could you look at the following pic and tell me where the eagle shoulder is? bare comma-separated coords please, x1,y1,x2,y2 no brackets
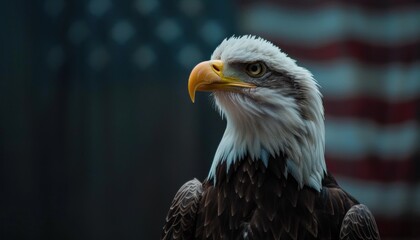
161,178,203,240
339,204,381,240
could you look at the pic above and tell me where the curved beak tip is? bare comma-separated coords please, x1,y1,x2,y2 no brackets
188,61,216,103
188,76,197,103
189,92,196,103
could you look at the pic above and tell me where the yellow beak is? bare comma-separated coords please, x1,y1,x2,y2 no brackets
188,60,256,102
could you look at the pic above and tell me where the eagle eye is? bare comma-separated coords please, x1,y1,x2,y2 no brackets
245,62,266,78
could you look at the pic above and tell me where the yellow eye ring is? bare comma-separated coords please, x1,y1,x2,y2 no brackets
246,62,266,77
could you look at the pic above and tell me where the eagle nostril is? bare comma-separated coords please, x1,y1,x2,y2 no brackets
211,63,221,73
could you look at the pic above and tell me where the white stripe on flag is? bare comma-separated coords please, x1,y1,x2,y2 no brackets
325,118,418,159
303,60,420,101
240,4,420,45
337,176,420,217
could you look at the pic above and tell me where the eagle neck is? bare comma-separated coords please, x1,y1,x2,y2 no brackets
208,91,326,191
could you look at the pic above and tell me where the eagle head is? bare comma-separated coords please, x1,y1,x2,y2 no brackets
188,35,326,191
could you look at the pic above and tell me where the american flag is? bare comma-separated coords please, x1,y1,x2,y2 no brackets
235,0,420,239
2,0,418,239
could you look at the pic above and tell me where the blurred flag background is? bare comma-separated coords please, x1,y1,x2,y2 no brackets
1,0,419,239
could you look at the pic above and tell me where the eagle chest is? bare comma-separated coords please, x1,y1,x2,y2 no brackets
195,158,323,240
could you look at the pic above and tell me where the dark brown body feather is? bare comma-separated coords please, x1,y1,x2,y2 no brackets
162,154,379,240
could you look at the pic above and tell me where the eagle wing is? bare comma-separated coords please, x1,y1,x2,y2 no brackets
339,204,380,240
161,178,203,240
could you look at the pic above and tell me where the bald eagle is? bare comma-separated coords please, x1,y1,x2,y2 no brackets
161,36,380,240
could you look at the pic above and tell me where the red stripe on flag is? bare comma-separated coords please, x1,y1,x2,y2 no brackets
326,155,416,183
271,40,419,64
375,217,420,239
324,97,420,125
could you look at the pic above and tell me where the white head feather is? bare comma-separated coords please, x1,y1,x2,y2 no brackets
207,36,326,191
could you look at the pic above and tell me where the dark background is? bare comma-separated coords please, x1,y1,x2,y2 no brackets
1,1,419,239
